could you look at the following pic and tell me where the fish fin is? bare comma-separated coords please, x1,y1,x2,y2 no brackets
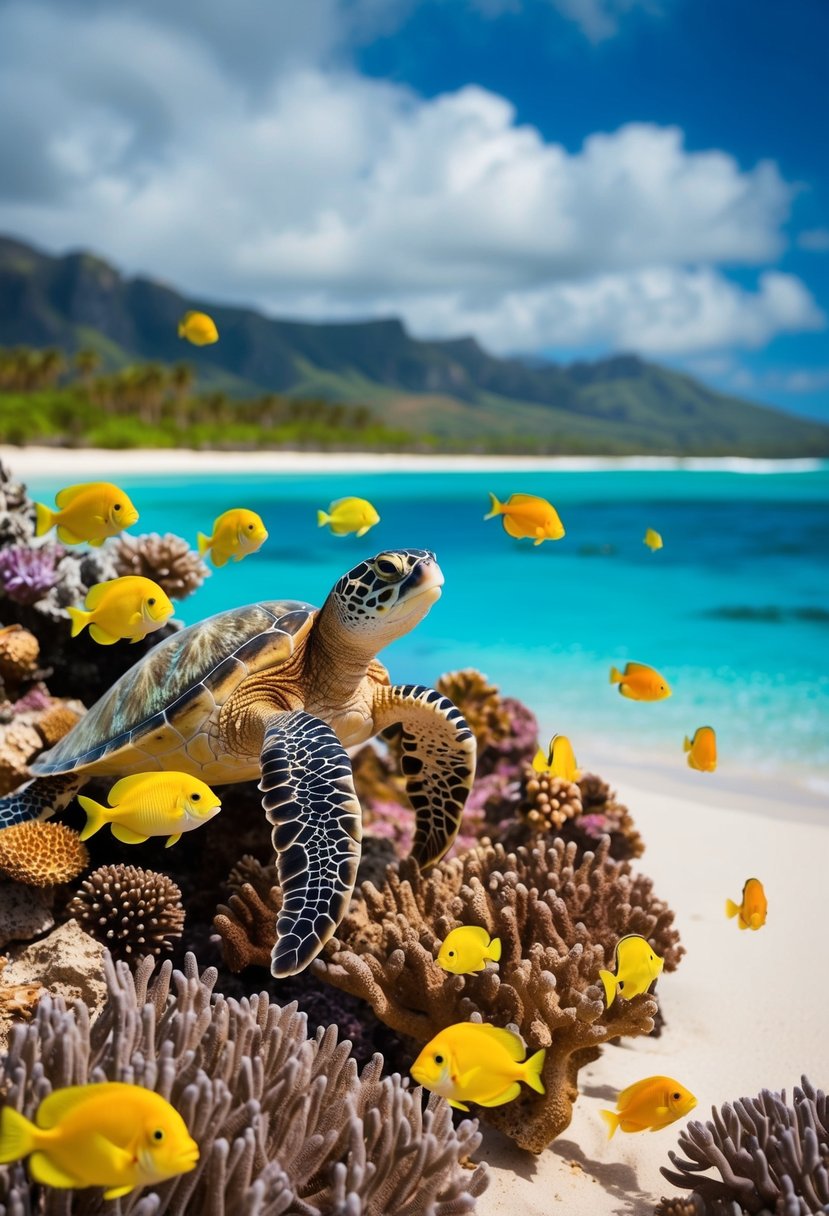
468,1024,525,1061
107,773,155,804
165,832,182,847
508,493,541,503
488,936,502,962
737,917,749,931
599,1109,619,1140
356,525,370,537
83,581,112,611
477,1082,522,1108
29,1152,82,1189
317,511,330,527
66,606,90,638
448,1099,471,1111
609,667,622,684
111,823,149,844
624,662,652,672
89,623,120,645
211,551,228,568
533,531,545,545
683,736,691,752
522,1048,546,1094
77,795,109,841
34,502,54,537
531,747,550,773
725,899,739,919
56,525,83,545
501,514,528,539
0,1106,37,1163
87,537,105,547
483,492,502,520
599,969,617,1006
103,1186,136,1201
197,532,212,556
54,484,92,508
34,1084,102,1129
178,321,186,337
748,913,764,930
654,1105,670,1117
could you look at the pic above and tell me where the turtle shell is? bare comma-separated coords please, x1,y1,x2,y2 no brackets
33,601,316,775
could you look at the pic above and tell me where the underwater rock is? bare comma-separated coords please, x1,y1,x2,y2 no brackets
67,863,186,961
658,1076,829,1215
0,952,489,1214
112,531,210,600
0,956,42,1040
0,881,54,950
0,821,89,885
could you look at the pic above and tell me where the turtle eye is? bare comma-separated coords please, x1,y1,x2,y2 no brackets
434,1054,444,1064
375,557,400,578
191,793,201,801
152,1129,164,1142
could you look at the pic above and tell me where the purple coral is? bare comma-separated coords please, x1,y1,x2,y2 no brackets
0,545,62,606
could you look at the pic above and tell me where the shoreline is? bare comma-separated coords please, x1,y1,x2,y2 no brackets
2,445,825,478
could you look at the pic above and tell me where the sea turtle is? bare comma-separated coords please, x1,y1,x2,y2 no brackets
0,549,476,976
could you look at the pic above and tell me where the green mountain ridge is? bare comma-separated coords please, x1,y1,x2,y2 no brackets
1,233,827,455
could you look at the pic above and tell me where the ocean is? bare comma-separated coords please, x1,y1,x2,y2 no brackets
28,460,829,793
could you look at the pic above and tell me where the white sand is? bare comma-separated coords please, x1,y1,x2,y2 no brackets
476,768,828,1214
1,445,822,478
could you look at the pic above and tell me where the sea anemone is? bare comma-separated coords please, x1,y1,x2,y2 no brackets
0,545,61,606
112,532,209,600
67,864,185,960
0,821,89,886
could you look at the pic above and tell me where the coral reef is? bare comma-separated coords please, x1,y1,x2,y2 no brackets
503,770,645,862
0,821,89,885
216,837,682,1152
112,531,209,600
0,956,42,1023
435,668,514,760
0,952,489,1215
0,624,40,688
658,1076,829,1215
0,544,62,606
520,769,583,832
67,863,186,961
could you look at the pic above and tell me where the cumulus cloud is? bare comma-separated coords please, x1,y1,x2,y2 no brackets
0,0,822,358
797,228,829,252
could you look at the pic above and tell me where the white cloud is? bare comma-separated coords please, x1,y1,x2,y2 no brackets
797,228,829,252
470,0,665,41
0,0,821,359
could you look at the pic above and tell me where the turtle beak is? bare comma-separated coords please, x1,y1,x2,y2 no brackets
405,554,444,603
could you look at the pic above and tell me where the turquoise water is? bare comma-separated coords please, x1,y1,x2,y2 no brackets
29,463,829,782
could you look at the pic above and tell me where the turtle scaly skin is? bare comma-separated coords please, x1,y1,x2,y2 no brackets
0,550,476,975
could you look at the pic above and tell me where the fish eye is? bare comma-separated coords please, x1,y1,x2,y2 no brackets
247,523,254,529
113,503,122,511
448,950,455,957
152,1129,165,1142
672,1093,681,1101
191,793,201,801
148,598,156,606
434,1054,444,1064
650,954,654,961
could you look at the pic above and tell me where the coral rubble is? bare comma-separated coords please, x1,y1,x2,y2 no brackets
112,531,209,600
217,837,682,1152
0,821,89,885
68,863,186,961
0,952,489,1214
658,1076,829,1215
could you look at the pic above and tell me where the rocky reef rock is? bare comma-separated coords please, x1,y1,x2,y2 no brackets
0,881,54,951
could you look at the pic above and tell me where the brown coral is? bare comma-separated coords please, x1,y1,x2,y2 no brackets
0,955,42,1022
112,532,209,600
0,821,89,885
32,701,83,747
67,864,185,960
214,878,282,971
436,668,513,754
0,624,39,685
520,768,582,831
0,720,42,795
502,769,645,863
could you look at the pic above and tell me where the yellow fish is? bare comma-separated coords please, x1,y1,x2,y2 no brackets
411,1023,545,1111
178,310,219,346
600,1076,697,1138
78,771,222,847
34,482,139,546
317,497,380,538
67,576,174,646
484,492,565,546
0,1081,199,1199
599,934,664,1006
197,508,268,568
437,926,502,974
610,661,671,701
684,726,717,772
643,528,663,551
532,734,580,782
726,877,767,930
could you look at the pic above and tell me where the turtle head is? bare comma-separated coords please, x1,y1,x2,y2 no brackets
328,549,444,644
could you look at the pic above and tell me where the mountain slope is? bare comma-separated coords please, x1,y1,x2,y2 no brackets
1,234,827,455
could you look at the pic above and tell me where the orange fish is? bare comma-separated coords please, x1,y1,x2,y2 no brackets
725,878,767,930
610,662,671,701
601,1076,697,1137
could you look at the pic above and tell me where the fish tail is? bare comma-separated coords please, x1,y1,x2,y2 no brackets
609,666,622,684
66,606,91,638
34,502,54,537
196,532,212,557
599,968,617,1006
0,1106,38,1163
316,510,330,527
177,320,186,338
522,1048,546,1094
483,492,502,521
599,1109,620,1140
488,936,502,962
725,899,739,919
683,736,691,752
77,795,108,841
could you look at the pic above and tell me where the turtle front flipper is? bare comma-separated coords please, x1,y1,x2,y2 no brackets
372,684,476,868
260,710,362,978
0,774,84,829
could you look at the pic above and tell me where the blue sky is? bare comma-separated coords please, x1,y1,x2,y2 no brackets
0,0,826,419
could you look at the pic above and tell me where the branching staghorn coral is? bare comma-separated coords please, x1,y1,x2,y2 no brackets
658,1076,829,1216
217,838,682,1152
0,952,488,1215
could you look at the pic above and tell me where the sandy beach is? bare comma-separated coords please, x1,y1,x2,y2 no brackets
2,445,822,479
476,766,827,1215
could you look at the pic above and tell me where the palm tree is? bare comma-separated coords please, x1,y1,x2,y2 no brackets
73,348,101,386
